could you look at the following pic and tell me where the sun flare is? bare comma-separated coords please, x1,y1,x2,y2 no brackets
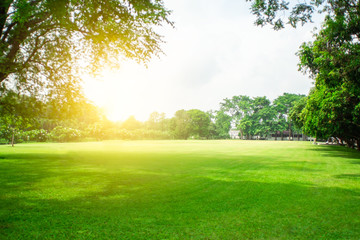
82,64,167,122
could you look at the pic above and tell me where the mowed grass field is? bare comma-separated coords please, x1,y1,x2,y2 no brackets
1,140,360,239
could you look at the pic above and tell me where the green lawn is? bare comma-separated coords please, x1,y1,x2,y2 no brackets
1,140,360,239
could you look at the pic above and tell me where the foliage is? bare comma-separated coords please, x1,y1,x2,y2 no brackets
169,109,211,139
145,112,168,131
116,129,172,140
217,95,303,139
297,12,360,148
273,93,306,139
0,0,172,100
49,126,82,142
246,0,357,30
0,90,43,144
219,95,254,139
247,0,360,148
289,96,307,131
170,109,191,140
0,92,312,143
187,109,210,139
18,129,48,142
219,95,253,137
44,95,104,124
214,110,232,139
0,89,105,144
250,97,277,138
121,116,143,130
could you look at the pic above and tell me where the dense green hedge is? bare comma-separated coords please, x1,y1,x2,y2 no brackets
6,127,173,143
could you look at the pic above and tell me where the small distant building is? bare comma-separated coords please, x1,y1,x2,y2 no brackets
229,129,240,139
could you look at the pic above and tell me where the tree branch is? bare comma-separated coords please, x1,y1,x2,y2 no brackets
1,21,16,42
0,0,14,38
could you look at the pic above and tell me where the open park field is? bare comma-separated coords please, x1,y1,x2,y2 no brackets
1,140,360,239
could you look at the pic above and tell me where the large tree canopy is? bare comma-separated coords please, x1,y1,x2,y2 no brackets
246,0,358,29
0,0,172,97
248,0,360,148
297,13,360,146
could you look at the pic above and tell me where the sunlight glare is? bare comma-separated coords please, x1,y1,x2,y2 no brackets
82,64,166,122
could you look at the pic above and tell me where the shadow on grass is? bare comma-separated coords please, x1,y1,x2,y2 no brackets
1,175,359,239
1,148,360,239
334,174,360,179
308,144,360,162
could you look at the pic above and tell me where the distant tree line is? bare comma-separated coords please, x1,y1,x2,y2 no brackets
1,89,359,150
0,90,301,142
215,93,306,140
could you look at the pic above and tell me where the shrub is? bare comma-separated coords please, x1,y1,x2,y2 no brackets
49,126,82,142
19,129,48,142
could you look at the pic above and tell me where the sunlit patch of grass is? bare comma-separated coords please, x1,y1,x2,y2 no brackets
0,140,360,239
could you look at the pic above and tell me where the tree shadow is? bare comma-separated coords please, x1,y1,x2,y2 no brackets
334,174,360,179
1,174,359,239
1,148,360,239
308,145,360,161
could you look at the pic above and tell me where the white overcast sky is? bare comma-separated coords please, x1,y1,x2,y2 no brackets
83,0,322,121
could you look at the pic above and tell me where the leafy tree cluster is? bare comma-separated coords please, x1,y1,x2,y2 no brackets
117,110,212,140
0,0,172,104
297,10,360,149
247,0,360,149
169,109,211,139
0,89,214,143
0,91,309,145
0,0,172,144
217,93,306,140
0,89,104,144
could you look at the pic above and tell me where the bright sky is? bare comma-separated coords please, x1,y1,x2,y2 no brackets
82,0,321,122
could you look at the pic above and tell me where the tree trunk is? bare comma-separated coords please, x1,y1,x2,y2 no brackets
288,123,291,141
240,128,243,140
281,131,283,141
11,131,15,147
297,132,300,141
356,139,360,151
347,139,355,149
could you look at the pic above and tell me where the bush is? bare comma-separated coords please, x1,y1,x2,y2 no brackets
112,129,172,140
19,129,48,142
49,126,82,142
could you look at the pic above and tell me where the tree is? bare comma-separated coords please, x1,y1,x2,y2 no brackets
297,12,360,149
248,0,360,149
187,109,210,139
248,96,276,139
0,90,42,145
206,111,219,139
146,111,167,131
273,93,306,140
246,0,355,30
0,0,172,98
289,96,307,140
214,110,232,139
121,115,142,130
0,88,105,145
219,95,253,139
170,110,191,140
